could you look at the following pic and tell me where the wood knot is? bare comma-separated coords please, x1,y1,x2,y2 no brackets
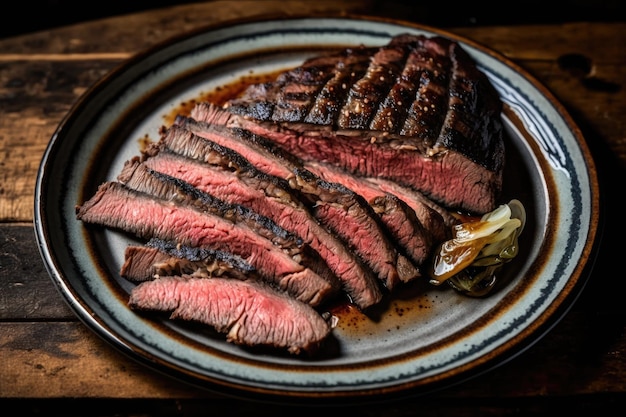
557,53,621,93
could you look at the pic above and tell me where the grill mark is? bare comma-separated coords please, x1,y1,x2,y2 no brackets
400,38,452,143
304,46,374,127
121,238,256,282
269,56,339,123
369,44,426,134
336,38,413,130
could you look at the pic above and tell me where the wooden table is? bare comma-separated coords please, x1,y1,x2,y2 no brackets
2,1,625,414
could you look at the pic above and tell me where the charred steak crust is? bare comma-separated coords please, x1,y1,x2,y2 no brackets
224,34,505,214
120,238,256,282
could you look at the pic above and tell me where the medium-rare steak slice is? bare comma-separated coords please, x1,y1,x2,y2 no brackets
118,155,339,298
118,157,304,255
305,160,455,244
292,167,420,289
75,182,337,307
369,176,460,232
140,142,383,309
120,238,256,282
128,275,334,355
223,34,505,214
305,160,435,266
175,113,296,180
174,114,420,290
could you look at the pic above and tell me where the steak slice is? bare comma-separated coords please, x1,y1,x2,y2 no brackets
76,182,337,307
303,161,457,245
120,238,256,282
368,176,460,232
292,167,420,289
141,142,383,309
117,157,343,295
118,157,304,255
305,160,435,265
223,34,505,214
128,275,334,355
175,112,297,180
175,114,420,290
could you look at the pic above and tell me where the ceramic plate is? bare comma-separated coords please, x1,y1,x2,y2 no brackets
34,15,600,403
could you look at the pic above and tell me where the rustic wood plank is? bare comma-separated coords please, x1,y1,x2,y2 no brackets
0,321,212,399
0,1,623,63
1,306,625,400
2,395,625,417
453,22,626,62
1,0,624,406
0,225,74,319
0,1,375,55
0,60,122,222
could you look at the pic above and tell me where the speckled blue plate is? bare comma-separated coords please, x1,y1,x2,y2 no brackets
34,15,600,403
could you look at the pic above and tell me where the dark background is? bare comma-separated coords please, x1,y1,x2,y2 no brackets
2,0,623,39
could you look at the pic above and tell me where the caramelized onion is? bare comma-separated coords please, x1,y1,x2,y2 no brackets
428,199,526,296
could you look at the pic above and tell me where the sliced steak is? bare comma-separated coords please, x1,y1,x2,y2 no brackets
140,143,382,309
118,157,305,255
175,113,297,179
305,160,434,265
369,176,460,234
224,34,505,214
129,275,334,355
176,112,421,290
76,182,337,307
120,238,256,282
292,167,420,288
117,157,343,297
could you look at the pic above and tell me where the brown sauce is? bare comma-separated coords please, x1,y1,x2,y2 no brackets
163,70,281,126
326,281,440,339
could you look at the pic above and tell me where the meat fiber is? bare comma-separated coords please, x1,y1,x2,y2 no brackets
304,160,438,265
129,275,334,355
140,137,383,309
76,182,338,307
